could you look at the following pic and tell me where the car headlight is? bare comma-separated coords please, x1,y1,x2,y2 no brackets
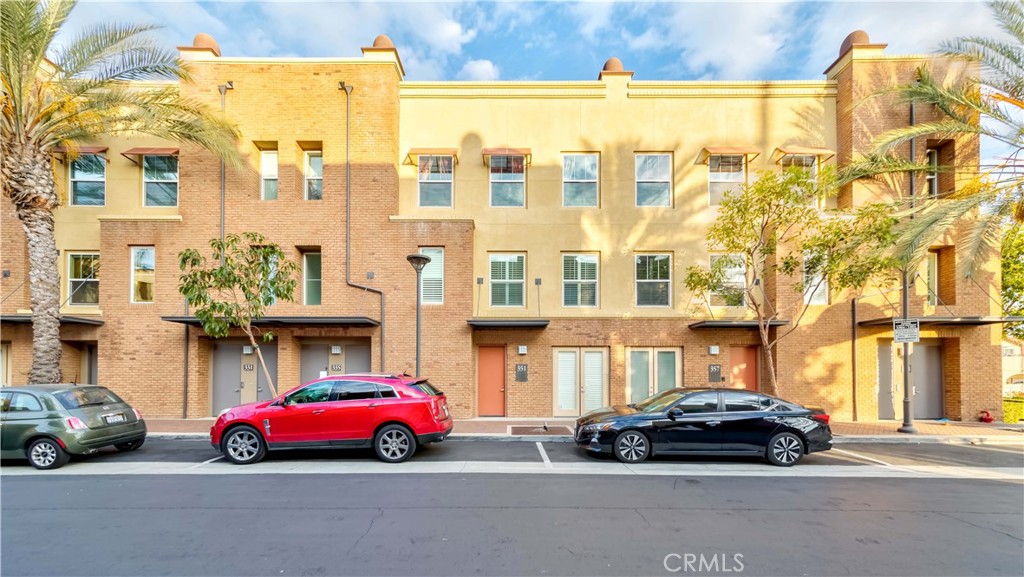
217,408,231,419
581,422,615,433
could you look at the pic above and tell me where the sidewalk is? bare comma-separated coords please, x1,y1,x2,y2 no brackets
146,417,1024,444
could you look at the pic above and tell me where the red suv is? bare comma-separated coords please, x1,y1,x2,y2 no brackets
210,374,453,464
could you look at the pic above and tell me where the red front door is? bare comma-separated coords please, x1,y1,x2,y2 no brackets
478,346,506,416
730,346,759,391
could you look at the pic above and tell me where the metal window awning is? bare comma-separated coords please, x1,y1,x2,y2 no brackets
688,319,789,329
0,314,104,326
120,147,179,165
859,316,1024,327
481,147,532,167
771,146,836,163
51,146,109,163
696,146,761,165
467,318,550,329
404,148,459,166
161,316,379,327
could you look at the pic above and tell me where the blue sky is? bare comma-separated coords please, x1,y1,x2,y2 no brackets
65,1,1000,81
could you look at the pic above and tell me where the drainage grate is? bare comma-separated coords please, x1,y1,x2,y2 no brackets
509,425,572,436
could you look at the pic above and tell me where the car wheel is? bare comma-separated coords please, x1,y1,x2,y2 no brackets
221,426,266,465
27,438,70,470
766,432,804,467
613,430,650,463
114,439,145,452
374,424,416,463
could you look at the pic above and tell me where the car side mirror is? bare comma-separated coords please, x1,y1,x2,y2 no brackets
668,408,684,420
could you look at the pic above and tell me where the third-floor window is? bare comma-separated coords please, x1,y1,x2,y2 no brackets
305,151,323,200
418,155,454,207
261,150,278,200
708,154,745,206
490,155,526,207
563,154,599,207
143,155,178,207
635,153,672,207
70,154,105,206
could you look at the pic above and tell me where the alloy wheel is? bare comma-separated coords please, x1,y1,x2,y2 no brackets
618,433,647,462
226,430,260,462
772,435,802,464
30,442,57,468
379,429,410,460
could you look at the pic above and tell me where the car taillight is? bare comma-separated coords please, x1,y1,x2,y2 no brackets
812,413,830,425
132,408,143,420
66,417,89,430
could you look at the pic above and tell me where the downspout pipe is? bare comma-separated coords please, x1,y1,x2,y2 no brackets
339,82,386,371
217,81,233,263
851,298,857,421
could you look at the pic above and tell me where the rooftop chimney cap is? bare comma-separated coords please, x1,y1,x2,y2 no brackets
192,32,221,56
602,57,624,72
839,30,870,56
372,34,395,48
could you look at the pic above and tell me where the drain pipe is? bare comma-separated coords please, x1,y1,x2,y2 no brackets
850,298,857,421
217,81,233,264
182,299,190,418
339,82,386,371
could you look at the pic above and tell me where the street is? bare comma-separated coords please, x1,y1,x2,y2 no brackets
2,439,1023,576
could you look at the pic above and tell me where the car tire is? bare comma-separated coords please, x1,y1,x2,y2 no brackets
114,439,145,452
374,424,416,463
27,438,70,470
766,432,805,467
613,430,651,463
221,425,266,465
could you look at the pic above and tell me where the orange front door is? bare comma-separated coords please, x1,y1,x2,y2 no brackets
478,346,506,416
730,346,759,391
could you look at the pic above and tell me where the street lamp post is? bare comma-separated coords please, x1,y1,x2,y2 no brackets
407,253,432,377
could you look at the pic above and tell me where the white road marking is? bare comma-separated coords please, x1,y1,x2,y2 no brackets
832,448,899,468
189,455,224,469
536,442,552,469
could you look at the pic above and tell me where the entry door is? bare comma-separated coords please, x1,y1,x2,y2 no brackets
730,346,759,390
877,343,896,420
553,348,608,417
0,343,10,387
478,346,506,417
240,347,259,404
627,348,682,404
212,342,277,415
912,342,944,419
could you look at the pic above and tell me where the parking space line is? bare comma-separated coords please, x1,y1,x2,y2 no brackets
536,442,552,469
830,448,916,473
189,455,224,469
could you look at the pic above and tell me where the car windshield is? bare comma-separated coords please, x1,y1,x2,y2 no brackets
411,380,442,396
633,389,683,413
53,387,124,409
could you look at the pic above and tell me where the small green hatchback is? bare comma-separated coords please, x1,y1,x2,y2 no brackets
0,385,147,469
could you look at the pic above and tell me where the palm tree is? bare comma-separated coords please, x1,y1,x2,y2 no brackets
1,0,239,383
845,0,1023,276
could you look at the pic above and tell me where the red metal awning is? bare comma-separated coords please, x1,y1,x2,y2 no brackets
404,147,459,166
696,146,761,165
482,147,532,166
120,147,179,164
51,146,109,163
771,146,836,163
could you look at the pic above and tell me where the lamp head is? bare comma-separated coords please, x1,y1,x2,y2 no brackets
406,253,431,272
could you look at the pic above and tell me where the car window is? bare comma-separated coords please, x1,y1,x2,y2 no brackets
333,381,378,402
722,391,763,412
634,389,683,412
759,395,776,410
1,392,13,413
675,392,720,414
410,380,441,396
8,393,43,412
377,385,398,399
286,381,335,405
53,387,123,409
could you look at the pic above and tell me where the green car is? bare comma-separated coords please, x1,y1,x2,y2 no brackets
0,385,147,469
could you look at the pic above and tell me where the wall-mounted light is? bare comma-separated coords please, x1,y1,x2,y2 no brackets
330,345,343,355
709,345,720,355
534,278,542,285
477,277,484,285
242,345,254,355
518,345,528,355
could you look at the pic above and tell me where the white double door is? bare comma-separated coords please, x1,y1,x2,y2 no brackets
627,347,682,404
553,348,608,416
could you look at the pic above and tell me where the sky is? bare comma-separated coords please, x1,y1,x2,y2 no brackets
63,0,1002,82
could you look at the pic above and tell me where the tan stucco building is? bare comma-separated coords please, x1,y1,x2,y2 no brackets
0,30,1009,421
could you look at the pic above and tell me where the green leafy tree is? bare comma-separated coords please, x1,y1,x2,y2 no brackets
178,233,299,397
1,0,240,382
684,168,897,396
1004,225,1024,339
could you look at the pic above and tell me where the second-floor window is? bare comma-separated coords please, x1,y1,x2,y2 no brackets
261,150,278,200
563,254,598,307
490,155,525,207
926,148,939,197
780,154,818,178
709,154,745,206
490,254,525,307
70,154,105,206
305,151,323,200
803,251,828,305
143,156,178,206
926,250,939,306
710,254,745,306
68,253,99,305
418,155,454,207
563,154,598,207
304,252,322,305
635,153,671,207
419,247,444,304
635,254,671,307
131,247,155,303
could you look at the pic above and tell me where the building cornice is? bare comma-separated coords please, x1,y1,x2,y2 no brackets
401,81,607,99
97,215,183,222
628,80,836,98
401,80,836,99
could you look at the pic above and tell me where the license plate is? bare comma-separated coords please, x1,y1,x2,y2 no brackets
104,413,126,424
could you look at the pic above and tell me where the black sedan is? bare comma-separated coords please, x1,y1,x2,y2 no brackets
574,388,832,466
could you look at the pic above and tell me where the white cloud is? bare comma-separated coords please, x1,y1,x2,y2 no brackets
568,1,615,41
457,59,500,81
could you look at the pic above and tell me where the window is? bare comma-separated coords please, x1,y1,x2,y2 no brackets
285,380,333,404
377,385,399,399
143,156,178,206
305,151,323,200
333,381,378,402
926,250,939,306
563,254,598,307
304,252,321,305
261,150,278,200
926,148,939,197
709,154,745,205
4,392,43,412
628,348,681,404
70,154,105,206
635,153,671,207
710,254,745,306
419,247,444,304
68,253,99,306
130,247,155,303
722,391,763,412
779,154,818,178
490,155,525,207
53,387,122,409
418,155,454,207
803,251,828,305
635,254,671,307
563,154,599,207
490,254,526,307
675,391,720,414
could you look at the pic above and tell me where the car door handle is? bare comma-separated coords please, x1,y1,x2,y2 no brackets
707,420,721,426
368,403,379,408
764,416,777,422
311,409,325,415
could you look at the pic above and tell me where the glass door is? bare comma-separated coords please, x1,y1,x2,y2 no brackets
553,348,608,416
627,347,682,404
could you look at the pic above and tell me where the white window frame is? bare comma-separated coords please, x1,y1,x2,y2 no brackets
802,251,828,306
419,247,444,305
304,252,322,306
304,150,323,201
69,154,106,206
562,153,599,207
142,155,178,207
708,154,746,206
926,148,939,197
562,253,599,308
418,155,454,208
634,253,672,308
130,246,155,304
489,253,526,308
710,254,746,307
261,150,278,201
489,155,526,208
68,252,100,306
634,153,672,207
